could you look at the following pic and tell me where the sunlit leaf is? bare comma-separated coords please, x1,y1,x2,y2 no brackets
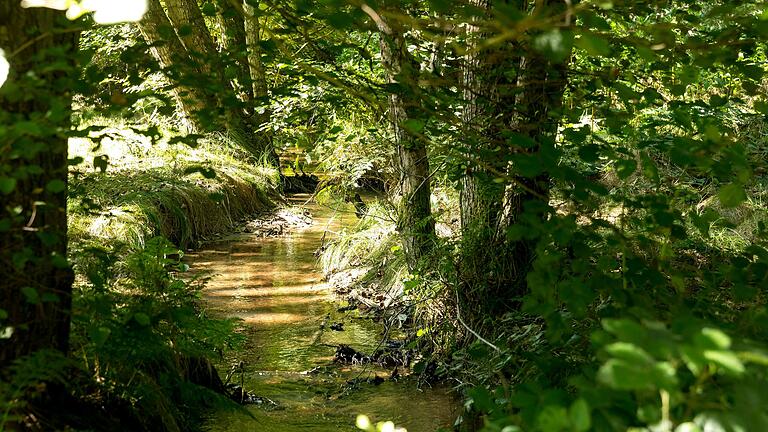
21,0,147,24
569,399,591,432
0,48,8,89
703,350,745,375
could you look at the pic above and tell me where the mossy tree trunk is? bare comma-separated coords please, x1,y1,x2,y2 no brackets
374,2,436,269
0,3,78,366
216,0,255,109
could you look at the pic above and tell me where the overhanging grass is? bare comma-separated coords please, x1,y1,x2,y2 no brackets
69,133,281,251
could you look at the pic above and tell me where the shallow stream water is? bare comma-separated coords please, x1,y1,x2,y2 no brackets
187,194,457,432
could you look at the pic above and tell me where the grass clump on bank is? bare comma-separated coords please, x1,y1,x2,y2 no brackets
69,128,281,251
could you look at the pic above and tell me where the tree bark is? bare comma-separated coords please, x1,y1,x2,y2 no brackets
459,0,570,311
164,0,219,67
0,3,78,366
244,0,279,166
374,2,436,269
217,0,255,106
136,0,208,131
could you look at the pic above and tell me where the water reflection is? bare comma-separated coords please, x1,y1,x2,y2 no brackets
190,194,456,432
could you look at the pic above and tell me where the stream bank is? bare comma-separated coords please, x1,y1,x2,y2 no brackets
187,194,457,432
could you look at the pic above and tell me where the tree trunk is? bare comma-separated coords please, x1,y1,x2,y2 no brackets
136,0,208,131
374,3,436,269
0,3,78,366
459,0,570,312
138,0,278,165
244,0,279,166
217,0,255,107
163,0,219,65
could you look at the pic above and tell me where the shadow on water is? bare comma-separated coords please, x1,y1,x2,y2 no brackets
187,194,457,432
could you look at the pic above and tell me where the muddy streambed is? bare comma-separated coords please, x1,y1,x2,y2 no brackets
187,194,457,432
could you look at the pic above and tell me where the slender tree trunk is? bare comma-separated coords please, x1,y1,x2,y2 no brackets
136,0,208,131
0,3,78,366
138,0,278,165
374,3,436,269
459,0,570,311
217,0,255,107
244,0,279,166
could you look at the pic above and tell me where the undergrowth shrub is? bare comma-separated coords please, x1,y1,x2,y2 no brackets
0,238,243,431
69,237,244,431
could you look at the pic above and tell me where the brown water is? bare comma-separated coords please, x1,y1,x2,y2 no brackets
187,194,457,432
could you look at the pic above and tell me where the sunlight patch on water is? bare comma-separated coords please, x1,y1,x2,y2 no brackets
189,197,457,432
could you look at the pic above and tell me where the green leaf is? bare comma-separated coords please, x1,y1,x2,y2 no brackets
754,100,768,115
569,399,591,432
21,286,40,304
536,405,570,432
89,326,111,345
598,355,677,391
0,177,16,195
703,350,745,375
697,328,731,350
602,318,647,342
615,159,637,179
575,34,611,56
604,342,654,364
200,1,216,16
675,422,702,432
718,183,746,208
134,312,151,326
46,179,66,193
402,119,425,134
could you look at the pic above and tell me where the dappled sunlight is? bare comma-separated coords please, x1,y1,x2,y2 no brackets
21,0,148,24
0,49,8,89
206,285,326,299
239,312,307,326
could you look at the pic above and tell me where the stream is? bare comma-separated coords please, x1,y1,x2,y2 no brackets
187,194,457,432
